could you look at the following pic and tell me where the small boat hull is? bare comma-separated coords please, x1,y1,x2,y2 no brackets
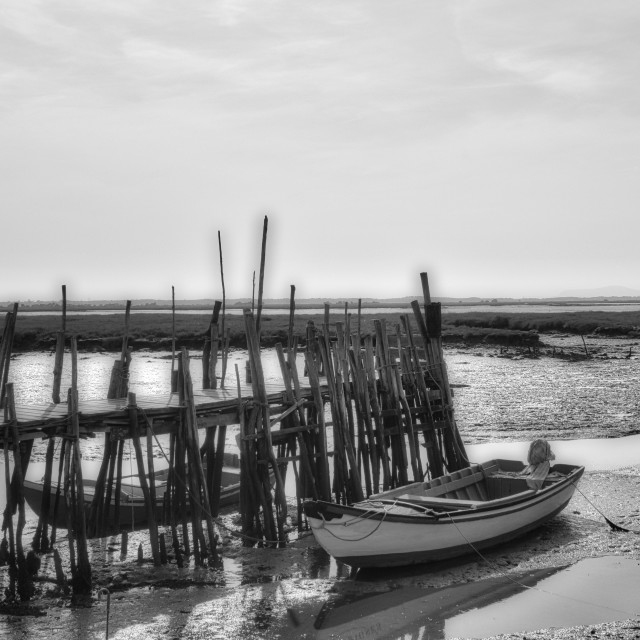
304,460,584,568
23,462,242,534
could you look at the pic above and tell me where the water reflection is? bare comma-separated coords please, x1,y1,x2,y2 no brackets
313,557,640,640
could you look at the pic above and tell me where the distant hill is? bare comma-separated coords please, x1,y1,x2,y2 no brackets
557,285,640,298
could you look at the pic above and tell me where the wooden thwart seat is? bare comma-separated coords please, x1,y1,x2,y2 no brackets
396,493,485,510
396,488,537,512
422,469,486,498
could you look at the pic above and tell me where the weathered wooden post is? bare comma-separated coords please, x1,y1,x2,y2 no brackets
218,230,230,389
244,309,287,543
0,303,19,410
255,215,268,339
179,349,217,561
69,338,91,594
89,300,132,536
52,285,66,404
127,392,161,566
171,285,178,392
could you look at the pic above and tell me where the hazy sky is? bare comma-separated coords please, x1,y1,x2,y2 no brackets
2,1,639,302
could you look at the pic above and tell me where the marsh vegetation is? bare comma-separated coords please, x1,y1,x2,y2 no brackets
4,309,639,351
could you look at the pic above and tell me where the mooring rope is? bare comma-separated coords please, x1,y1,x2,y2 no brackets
318,507,389,543
444,512,639,618
570,480,639,534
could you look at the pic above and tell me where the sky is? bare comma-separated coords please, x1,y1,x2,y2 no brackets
1,0,640,302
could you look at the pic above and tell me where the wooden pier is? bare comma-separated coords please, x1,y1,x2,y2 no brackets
0,271,469,601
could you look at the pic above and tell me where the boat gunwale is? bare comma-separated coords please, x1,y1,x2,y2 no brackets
305,464,585,526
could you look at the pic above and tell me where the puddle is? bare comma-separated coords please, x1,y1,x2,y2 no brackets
314,556,640,640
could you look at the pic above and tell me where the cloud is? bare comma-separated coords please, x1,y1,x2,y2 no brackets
453,0,640,115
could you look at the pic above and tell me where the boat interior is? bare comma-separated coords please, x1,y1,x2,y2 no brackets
368,459,579,512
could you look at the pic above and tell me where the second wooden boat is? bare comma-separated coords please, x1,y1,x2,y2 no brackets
23,452,242,533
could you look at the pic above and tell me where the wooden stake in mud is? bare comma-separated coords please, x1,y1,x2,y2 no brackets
255,215,268,338
52,285,67,404
0,303,19,409
417,272,468,471
107,301,132,399
69,338,91,594
179,350,217,560
236,364,265,542
275,343,318,502
92,300,132,535
171,285,178,392
218,230,229,388
303,352,331,501
288,285,296,350
33,436,56,551
244,310,287,542
203,300,222,389
2,418,16,596
128,392,161,566
174,356,191,557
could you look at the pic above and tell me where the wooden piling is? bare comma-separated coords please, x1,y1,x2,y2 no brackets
33,436,56,551
243,309,287,543
255,215,268,338
171,285,177,391
52,285,67,404
288,285,296,350
128,392,161,566
179,350,217,559
2,394,17,596
0,303,19,409
69,338,91,594
218,230,229,388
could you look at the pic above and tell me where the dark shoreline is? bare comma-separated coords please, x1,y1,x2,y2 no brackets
4,309,639,353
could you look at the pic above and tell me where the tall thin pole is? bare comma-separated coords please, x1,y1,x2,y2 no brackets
255,215,268,337
288,284,296,350
171,286,176,373
218,231,226,340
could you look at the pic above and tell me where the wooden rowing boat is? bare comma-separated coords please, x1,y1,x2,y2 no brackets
23,452,242,533
303,458,584,568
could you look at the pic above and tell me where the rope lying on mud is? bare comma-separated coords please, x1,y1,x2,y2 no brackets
570,480,639,534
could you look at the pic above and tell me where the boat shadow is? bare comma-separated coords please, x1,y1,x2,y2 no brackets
314,564,567,640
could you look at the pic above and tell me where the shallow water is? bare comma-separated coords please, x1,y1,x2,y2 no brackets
443,555,640,638
313,556,640,640
2,555,637,639
8,335,640,445
2,339,640,639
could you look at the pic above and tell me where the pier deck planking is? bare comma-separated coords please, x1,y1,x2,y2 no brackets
1,380,315,441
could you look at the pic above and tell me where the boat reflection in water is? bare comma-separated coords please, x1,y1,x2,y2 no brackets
313,566,563,640
312,555,640,640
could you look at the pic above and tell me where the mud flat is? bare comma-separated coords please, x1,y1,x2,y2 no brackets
1,438,638,639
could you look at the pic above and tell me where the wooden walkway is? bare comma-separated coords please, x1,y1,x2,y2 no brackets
3,380,316,442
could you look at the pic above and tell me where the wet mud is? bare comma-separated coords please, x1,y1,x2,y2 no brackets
1,338,640,638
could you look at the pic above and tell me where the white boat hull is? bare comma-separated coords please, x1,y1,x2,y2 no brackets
305,461,583,567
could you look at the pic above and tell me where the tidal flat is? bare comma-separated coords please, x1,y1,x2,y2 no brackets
1,336,639,639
